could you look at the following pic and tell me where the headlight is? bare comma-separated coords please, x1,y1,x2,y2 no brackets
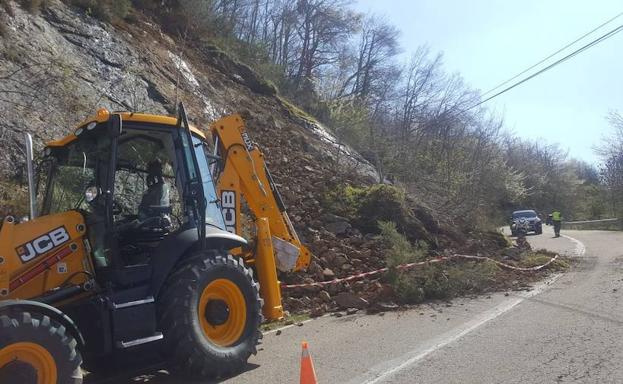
85,186,99,202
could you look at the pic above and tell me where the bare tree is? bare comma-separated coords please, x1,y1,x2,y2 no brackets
292,0,357,86
338,15,400,102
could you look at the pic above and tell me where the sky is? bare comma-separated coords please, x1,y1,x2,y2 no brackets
354,0,623,164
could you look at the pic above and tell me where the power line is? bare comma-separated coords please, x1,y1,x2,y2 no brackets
481,10,623,97
467,22,623,111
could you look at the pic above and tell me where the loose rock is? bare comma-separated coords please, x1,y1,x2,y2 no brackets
335,292,369,309
322,268,336,280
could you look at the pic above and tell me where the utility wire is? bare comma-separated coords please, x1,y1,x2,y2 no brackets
481,10,623,97
467,23,623,111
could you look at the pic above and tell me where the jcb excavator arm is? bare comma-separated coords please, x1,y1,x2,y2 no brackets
210,115,311,320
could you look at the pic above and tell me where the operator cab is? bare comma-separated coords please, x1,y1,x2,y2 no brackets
112,128,180,265
38,108,232,284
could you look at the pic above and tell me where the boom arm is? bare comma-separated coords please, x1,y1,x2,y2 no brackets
210,115,312,320
210,115,311,272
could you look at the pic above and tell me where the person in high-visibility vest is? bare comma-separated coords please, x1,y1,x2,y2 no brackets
552,210,562,237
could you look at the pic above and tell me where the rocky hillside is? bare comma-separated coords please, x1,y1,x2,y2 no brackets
0,1,523,315
0,2,379,178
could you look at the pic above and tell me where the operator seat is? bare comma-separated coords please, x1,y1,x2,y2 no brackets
118,160,172,248
138,159,171,221
136,159,172,234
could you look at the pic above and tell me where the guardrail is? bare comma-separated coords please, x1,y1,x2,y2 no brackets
561,218,622,230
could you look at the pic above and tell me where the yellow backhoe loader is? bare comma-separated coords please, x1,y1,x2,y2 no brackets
0,104,310,383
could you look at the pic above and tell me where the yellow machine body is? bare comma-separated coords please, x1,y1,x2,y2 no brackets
0,211,94,301
210,115,312,320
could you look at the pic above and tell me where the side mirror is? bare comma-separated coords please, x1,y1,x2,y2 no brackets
108,114,122,137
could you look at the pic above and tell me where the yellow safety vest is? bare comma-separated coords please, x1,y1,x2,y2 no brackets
552,211,561,221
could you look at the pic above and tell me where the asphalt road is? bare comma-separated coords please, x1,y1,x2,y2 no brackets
99,226,623,384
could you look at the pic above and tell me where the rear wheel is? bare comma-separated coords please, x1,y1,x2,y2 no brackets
0,311,83,384
158,252,262,379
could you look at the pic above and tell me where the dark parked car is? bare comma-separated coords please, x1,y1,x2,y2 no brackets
510,209,543,236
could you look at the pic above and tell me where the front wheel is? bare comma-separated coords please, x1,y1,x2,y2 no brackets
0,311,83,384
158,252,263,379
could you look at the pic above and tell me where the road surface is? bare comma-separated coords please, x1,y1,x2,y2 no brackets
96,226,623,383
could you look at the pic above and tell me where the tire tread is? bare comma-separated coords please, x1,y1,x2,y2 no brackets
158,252,262,379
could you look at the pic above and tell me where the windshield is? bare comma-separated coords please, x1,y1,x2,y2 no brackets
39,136,107,215
192,135,226,229
513,211,537,219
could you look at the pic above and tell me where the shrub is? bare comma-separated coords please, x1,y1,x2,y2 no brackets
391,274,425,304
325,184,436,245
380,220,428,303
379,220,427,269
379,222,502,303
356,184,409,234
444,261,499,293
391,261,500,304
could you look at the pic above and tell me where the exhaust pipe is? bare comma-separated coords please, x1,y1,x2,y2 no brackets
25,133,37,219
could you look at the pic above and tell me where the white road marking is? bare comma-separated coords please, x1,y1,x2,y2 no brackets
359,235,586,384
562,234,586,256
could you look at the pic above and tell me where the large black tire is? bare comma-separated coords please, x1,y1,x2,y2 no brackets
0,311,83,384
158,252,263,379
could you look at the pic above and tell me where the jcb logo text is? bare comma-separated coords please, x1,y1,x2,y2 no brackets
221,191,236,233
16,226,70,263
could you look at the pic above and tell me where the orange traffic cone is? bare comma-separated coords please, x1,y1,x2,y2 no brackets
300,341,318,384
